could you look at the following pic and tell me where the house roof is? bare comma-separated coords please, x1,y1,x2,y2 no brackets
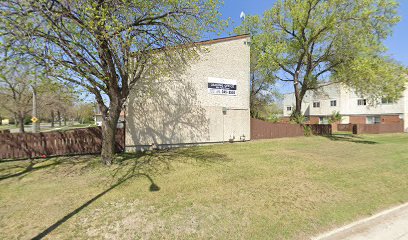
195,34,250,46
131,34,250,56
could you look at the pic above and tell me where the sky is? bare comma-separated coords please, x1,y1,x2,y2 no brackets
212,0,408,67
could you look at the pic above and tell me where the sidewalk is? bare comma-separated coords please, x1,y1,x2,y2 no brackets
313,202,408,240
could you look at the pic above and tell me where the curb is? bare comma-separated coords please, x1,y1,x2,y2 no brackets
312,202,408,240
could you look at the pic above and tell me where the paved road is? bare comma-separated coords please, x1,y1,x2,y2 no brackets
314,203,408,240
8,122,82,133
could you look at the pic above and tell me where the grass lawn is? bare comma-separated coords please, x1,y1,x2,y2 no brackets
0,125,16,131
1,134,408,239
40,123,97,132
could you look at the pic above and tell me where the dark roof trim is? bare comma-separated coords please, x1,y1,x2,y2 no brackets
196,34,250,46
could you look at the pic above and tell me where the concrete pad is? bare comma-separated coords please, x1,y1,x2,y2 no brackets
313,202,408,240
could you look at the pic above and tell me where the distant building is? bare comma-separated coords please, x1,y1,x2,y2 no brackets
94,108,125,128
283,83,408,132
125,35,251,151
1,119,10,125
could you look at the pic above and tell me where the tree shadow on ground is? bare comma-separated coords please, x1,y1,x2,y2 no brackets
31,147,230,239
0,155,97,181
324,134,378,144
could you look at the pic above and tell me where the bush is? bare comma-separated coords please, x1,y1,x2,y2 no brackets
290,112,306,124
328,111,342,124
304,125,312,137
24,116,32,125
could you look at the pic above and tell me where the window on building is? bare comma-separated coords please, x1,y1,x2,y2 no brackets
319,117,329,124
313,101,320,108
366,116,381,124
381,97,396,104
286,106,292,111
330,100,337,107
357,99,367,106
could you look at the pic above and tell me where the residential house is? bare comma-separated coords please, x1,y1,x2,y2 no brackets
94,107,125,128
283,83,408,132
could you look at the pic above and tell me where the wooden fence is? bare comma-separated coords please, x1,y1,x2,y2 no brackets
307,124,332,135
250,118,332,140
337,124,354,132
0,127,124,160
353,123,404,134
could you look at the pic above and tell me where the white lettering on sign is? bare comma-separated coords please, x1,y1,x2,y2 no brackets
208,77,237,96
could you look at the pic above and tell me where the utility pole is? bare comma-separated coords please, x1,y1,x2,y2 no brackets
32,84,39,133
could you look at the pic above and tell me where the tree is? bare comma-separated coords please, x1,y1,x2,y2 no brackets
37,82,76,127
0,63,33,133
240,0,406,120
0,0,224,164
234,15,282,119
73,103,96,124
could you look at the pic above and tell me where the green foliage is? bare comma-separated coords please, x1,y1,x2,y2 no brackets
234,15,281,119
0,0,226,114
303,125,312,137
268,113,281,123
290,111,306,124
0,0,226,161
73,103,97,124
236,0,406,113
335,56,407,102
328,111,342,124
23,116,32,125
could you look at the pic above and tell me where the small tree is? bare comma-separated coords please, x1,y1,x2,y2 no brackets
0,64,34,133
328,111,342,124
238,0,407,117
1,0,225,164
37,82,76,127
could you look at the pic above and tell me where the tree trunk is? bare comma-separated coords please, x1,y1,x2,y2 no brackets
14,113,18,127
57,110,62,126
18,113,25,133
100,101,121,165
51,110,55,128
294,93,302,115
293,74,303,116
32,86,39,133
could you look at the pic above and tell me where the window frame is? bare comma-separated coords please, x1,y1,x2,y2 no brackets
286,106,292,111
313,101,320,108
381,97,395,105
319,116,329,124
357,99,367,106
330,100,337,107
366,116,381,124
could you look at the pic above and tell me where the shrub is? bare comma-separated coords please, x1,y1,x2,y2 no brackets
328,111,342,124
304,125,313,137
290,112,306,124
24,116,32,125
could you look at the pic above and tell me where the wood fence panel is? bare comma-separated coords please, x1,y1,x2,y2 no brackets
0,127,124,160
337,124,354,132
251,118,332,140
353,123,404,134
251,118,304,140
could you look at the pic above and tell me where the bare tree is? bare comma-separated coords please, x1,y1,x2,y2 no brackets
0,66,33,133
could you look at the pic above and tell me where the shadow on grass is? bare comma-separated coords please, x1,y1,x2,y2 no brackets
31,147,230,239
0,155,97,181
324,134,378,144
